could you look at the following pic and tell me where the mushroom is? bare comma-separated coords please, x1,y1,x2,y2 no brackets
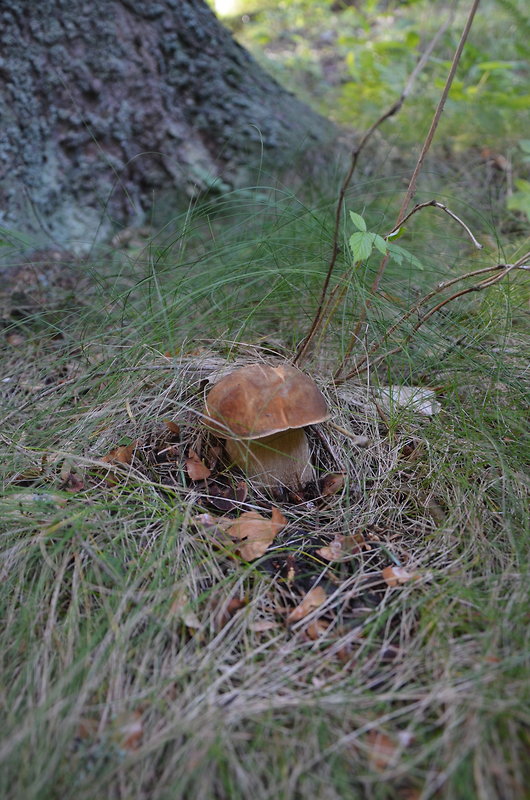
204,364,328,488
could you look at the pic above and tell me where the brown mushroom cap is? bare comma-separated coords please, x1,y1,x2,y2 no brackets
204,364,328,439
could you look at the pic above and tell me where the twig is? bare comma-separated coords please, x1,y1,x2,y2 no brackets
386,200,483,249
336,258,529,382
334,201,484,377
292,15,451,367
335,0,481,376
394,0,481,228
326,422,370,447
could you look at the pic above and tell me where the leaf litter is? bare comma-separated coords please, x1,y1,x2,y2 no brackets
287,585,327,624
185,448,211,481
196,507,287,561
382,565,420,587
60,356,444,665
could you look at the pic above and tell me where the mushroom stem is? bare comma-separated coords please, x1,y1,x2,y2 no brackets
225,428,314,488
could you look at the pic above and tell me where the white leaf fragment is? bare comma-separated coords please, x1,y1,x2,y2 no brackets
375,385,441,416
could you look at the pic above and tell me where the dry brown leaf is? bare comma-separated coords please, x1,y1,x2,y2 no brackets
235,480,248,503
205,478,248,511
60,471,85,492
193,513,233,538
317,535,345,561
367,730,398,771
399,789,422,800
207,444,223,469
163,419,181,436
112,711,143,751
305,619,330,640
6,333,25,346
186,449,211,481
317,532,367,561
382,565,419,587
320,472,346,496
102,443,137,465
169,589,201,629
287,585,327,624
216,596,247,630
227,507,286,561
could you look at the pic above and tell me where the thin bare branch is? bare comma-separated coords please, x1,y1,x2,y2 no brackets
386,200,483,249
394,0,481,227
334,0,481,378
336,259,528,382
292,14,451,367
333,200,483,379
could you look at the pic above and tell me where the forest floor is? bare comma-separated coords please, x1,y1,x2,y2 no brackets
1,2,529,799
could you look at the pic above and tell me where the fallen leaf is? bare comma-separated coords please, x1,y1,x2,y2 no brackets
99,443,138,485
235,481,248,503
336,643,355,664
60,471,85,492
112,711,143,751
216,596,247,629
399,788,422,800
169,589,201,629
186,449,211,481
227,507,286,561
102,443,137,465
399,440,423,460
205,478,248,511
163,419,181,436
317,532,366,561
287,585,327,624
284,553,297,583
317,535,345,561
320,472,346,496
367,730,398,771
6,333,25,346
375,386,441,416
306,619,330,640
76,717,99,740
207,444,223,469
480,147,509,170
382,566,419,587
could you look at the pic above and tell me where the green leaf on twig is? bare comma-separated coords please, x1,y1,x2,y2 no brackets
349,211,367,232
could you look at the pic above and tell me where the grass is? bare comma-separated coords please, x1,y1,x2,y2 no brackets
2,1,530,795
1,177,529,799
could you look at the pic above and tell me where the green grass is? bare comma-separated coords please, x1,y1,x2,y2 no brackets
227,0,530,238
1,178,529,799
2,1,530,795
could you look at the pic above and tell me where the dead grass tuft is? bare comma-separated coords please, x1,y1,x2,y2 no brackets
2,333,528,799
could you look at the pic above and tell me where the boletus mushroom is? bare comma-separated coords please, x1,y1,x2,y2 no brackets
204,364,328,488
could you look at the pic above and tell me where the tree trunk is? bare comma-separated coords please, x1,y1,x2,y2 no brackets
0,0,335,253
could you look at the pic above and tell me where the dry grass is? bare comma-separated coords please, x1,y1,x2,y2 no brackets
2,318,529,799
1,181,529,798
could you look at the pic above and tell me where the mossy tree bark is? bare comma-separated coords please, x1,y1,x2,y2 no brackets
0,0,335,252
